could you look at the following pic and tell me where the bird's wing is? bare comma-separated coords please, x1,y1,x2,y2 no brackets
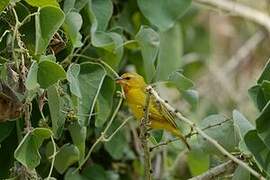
149,96,178,128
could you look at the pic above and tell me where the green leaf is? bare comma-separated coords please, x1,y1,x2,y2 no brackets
82,164,107,180
35,6,65,55
91,0,113,32
68,121,86,164
25,62,39,91
182,89,199,110
261,80,270,102
258,58,270,84
14,128,52,170
104,120,128,159
84,0,123,70
256,101,270,149
233,110,254,139
25,0,59,7
37,60,66,88
233,110,254,154
63,11,83,48
0,121,14,143
187,147,209,176
95,76,115,127
138,0,191,31
135,26,159,82
47,84,67,138
67,63,81,97
198,114,239,155
151,130,163,143
64,168,87,180
46,143,80,174
156,24,182,80
232,166,250,180
244,130,270,175
0,0,10,14
76,63,106,125
248,85,267,111
168,71,194,91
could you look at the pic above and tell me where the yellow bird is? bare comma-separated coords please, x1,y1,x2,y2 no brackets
116,72,190,149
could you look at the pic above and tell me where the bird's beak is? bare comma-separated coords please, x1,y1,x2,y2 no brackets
115,77,124,84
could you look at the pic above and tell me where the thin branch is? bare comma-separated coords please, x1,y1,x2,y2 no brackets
194,0,270,32
150,118,231,151
74,94,123,172
188,160,236,180
224,31,265,75
140,90,152,180
146,86,265,180
102,116,132,142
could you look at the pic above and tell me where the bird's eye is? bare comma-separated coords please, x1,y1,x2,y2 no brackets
125,77,131,80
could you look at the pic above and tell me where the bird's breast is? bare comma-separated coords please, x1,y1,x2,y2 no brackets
125,88,146,120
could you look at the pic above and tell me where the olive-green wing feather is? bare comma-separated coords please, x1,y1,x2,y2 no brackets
149,96,178,128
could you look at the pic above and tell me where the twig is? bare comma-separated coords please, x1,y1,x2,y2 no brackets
146,86,265,180
188,160,236,180
224,31,265,75
74,94,123,172
150,118,231,151
23,102,32,133
102,116,132,142
194,0,270,32
140,89,152,180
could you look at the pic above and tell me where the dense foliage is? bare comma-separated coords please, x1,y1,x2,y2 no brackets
0,0,270,179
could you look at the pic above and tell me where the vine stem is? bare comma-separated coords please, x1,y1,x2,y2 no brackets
140,90,152,180
188,160,236,180
150,118,231,151
146,86,265,180
46,136,57,180
73,94,124,173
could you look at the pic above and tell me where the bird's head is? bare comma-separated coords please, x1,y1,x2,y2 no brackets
116,72,146,91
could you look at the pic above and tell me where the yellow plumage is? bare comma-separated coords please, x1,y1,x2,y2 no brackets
116,72,190,149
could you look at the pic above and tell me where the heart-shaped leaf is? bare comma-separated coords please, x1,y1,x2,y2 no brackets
138,0,191,31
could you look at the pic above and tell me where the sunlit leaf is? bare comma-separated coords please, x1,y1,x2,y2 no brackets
0,0,10,14
25,0,59,7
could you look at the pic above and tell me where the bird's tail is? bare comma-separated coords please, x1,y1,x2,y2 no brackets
172,129,191,150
